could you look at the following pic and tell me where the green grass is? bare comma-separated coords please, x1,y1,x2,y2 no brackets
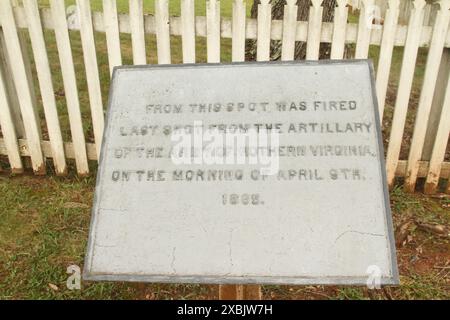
0,174,448,299
0,174,214,299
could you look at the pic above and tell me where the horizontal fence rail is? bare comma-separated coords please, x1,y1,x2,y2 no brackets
0,0,448,194
6,5,450,46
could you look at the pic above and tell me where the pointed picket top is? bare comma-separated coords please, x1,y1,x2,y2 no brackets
437,0,450,11
360,0,374,11
413,0,426,10
387,0,400,10
286,0,297,6
156,0,166,8
156,0,170,11
335,0,348,14
207,0,219,11
310,0,323,8
336,0,348,8
259,0,270,5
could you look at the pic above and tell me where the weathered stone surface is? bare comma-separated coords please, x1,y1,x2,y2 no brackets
84,61,398,285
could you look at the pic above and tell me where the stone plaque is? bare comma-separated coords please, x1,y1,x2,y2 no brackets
84,61,398,285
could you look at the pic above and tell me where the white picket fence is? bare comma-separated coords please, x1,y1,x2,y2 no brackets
0,0,449,194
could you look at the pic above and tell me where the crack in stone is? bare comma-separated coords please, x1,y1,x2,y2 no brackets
334,230,384,243
95,243,117,248
228,229,234,271
171,247,176,274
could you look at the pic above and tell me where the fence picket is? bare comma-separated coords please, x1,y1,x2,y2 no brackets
207,0,221,63
49,0,89,175
11,0,40,141
375,0,400,120
385,0,426,187
422,50,450,161
424,73,450,194
23,0,66,175
404,0,450,192
306,0,323,60
181,0,196,63
155,0,171,64
0,0,45,174
77,0,104,158
257,0,271,61
129,0,146,64
0,61,22,173
330,0,348,59
355,0,374,59
232,0,246,62
103,0,122,75
281,0,297,61
0,28,25,139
